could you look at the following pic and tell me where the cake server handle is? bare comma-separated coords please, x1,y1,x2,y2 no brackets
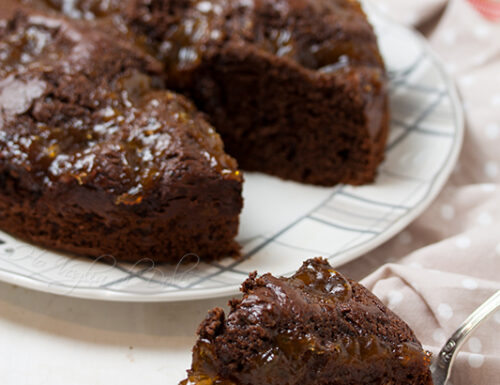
430,290,500,385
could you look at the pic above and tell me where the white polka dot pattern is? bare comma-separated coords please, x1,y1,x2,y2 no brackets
440,205,455,220
476,212,493,226
462,278,479,290
485,123,499,139
473,25,491,39
468,353,485,368
468,337,483,353
455,236,471,249
387,290,404,309
438,303,454,320
480,184,496,192
484,162,499,178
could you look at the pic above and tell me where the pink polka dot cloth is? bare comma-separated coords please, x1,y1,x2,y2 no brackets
340,1,500,384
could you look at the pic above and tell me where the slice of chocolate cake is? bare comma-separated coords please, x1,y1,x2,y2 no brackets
182,258,433,385
0,10,243,263
129,0,389,186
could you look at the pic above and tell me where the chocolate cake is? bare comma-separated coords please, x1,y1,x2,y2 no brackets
20,0,389,186
0,9,242,263
1,0,388,263
182,258,433,385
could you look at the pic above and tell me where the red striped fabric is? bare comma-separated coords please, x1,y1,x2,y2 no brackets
468,0,500,20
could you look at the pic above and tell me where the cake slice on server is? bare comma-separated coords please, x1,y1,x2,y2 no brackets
182,258,433,385
0,10,243,263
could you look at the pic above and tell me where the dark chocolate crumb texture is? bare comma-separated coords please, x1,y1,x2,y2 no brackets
1,0,388,262
182,258,433,385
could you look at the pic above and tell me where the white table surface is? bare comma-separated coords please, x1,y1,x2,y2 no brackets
0,281,233,385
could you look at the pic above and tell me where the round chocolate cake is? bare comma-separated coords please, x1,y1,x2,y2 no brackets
183,258,433,385
0,0,388,262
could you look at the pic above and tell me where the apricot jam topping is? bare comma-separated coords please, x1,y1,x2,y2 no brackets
181,340,237,385
288,259,352,301
22,0,381,79
0,18,58,77
126,0,382,82
185,261,428,384
0,16,239,205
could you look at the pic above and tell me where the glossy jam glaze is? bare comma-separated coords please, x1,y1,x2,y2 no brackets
56,0,369,72
129,0,386,141
0,14,240,205
184,259,429,384
17,0,386,142
128,0,384,76
15,0,386,145
155,0,380,72
288,258,353,300
181,340,237,385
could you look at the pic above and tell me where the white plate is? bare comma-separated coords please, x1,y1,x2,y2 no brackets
0,2,463,302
